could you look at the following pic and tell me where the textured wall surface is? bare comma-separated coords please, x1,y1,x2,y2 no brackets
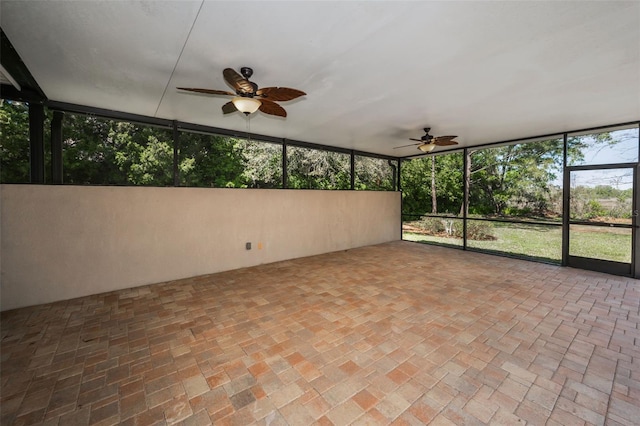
0,185,400,310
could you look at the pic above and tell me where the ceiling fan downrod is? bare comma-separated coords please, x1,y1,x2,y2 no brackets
240,67,254,80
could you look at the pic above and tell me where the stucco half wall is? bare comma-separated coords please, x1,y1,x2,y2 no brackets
0,185,401,311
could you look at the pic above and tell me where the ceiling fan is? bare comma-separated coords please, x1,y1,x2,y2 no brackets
177,67,306,117
394,128,458,152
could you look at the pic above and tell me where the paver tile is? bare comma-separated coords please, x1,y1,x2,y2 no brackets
1,242,638,425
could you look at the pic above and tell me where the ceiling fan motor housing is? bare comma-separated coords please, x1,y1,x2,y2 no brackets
238,83,259,97
237,68,259,97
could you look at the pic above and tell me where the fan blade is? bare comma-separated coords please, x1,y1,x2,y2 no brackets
394,142,422,149
221,101,237,114
177,87,235,96
434,139,459,146
409,138,423,142
223,68,254,94
256,87,306,101
258,100,287,117
433,136,458,146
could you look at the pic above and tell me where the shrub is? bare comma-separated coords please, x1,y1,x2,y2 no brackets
504,206,533,217
416,217,445,234
414,216,495,240
585,200,607,219
452,221,496,240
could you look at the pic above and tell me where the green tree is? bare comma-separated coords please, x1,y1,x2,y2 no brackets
178,134,246,187
468,140,565,216
63,114,130,184
0,100,30,183
62,115,175,186
2,104,402,191
354,156,396,191
241,140,283,188
403,134,619,220
401,157,430,216
110,122,173,186
401,153,463,216
466,134,618,218
286,146,350,189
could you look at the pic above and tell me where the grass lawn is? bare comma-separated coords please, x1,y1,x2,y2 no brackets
569,225,631,263
402,233,463,247
403,222,632,264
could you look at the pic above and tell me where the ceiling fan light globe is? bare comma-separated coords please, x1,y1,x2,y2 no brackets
418,143,436,152
232,97,261,114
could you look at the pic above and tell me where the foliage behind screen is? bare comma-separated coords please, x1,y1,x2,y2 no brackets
287,146,350,190
0,104,394,190
1,100,30,183
354,156,397,191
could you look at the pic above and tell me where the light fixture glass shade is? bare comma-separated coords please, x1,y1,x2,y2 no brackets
418,143,436,152
232,97,261,114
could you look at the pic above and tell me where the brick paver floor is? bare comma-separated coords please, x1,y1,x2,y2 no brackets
1,241,639,425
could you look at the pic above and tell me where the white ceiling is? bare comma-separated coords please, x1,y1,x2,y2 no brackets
2,1,639,157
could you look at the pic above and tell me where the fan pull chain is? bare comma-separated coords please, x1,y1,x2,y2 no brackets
245,115,252,143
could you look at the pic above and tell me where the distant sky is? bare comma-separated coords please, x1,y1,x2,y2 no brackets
564,127,638,190
571,128,638,167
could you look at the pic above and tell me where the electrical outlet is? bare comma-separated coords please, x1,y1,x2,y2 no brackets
246,242,251,250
